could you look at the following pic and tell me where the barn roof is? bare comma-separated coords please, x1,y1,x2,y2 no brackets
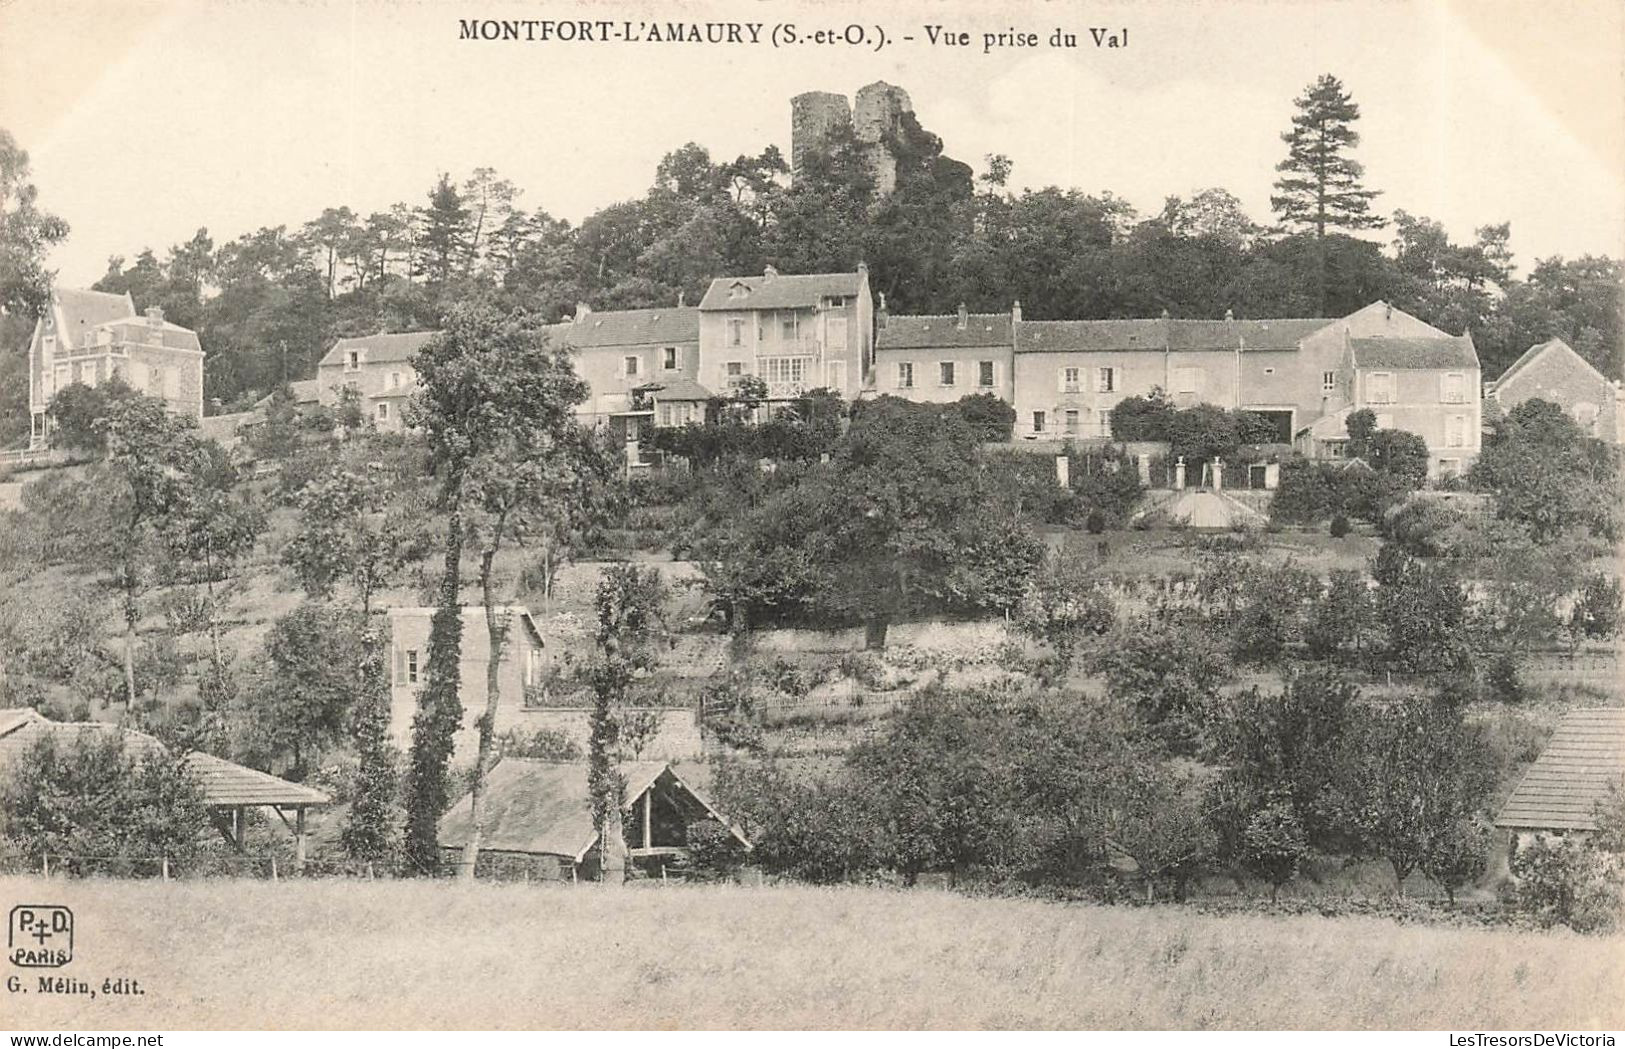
1496,708,1625,832
1490,337,1610,393
437,759,747,860
0,709,329,808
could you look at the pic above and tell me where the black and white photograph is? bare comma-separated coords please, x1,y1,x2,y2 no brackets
0,0,1622,1035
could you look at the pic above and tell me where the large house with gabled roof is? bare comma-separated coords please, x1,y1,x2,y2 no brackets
696,264,874,405
26,288,205,449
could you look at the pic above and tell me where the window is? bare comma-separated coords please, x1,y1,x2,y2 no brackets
1322,370,1336,392
1032,410,1046,434
1174,367,1200,394
1367,371,1395,404
1061,367,1081,393
780,312,799,341
376,402,390,422
826,296,847,308
979,361,995,388
1064,410,1080,435
761,357,809,386
1098,411,1112,437
1446,414,1467,448
41,336,55,356
728,318,745,347
388,371,402,390
345,350,360,371
406,650,419,685
1437,458,1462,480
1263,367,1275,376
148,365,162,391
939,361,956,387
1097,367,1115,393
663,347,679,371
726,361,744,377
658,403,694,427
624,356,640,377
1441,372,1466,404
897,362,914,389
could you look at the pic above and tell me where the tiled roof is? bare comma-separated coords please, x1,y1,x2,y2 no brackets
1490,338,1608,392
288,379,320,404
387,605,542,646
878,314,1012,350
53,289,136,336
565,307,698,349
699,271,863,311
319,331,438,368
437,759,672,859
1496,708,1625,832
1168,318,1331,351
647,379,714,402
93,317,203,352
0,709,328,808
1016,317,1331,354
184,752,329,807
1350,334,1478,370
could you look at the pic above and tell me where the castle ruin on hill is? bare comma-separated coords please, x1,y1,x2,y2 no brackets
791,81,916,196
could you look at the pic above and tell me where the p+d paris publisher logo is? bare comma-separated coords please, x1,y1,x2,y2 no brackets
9,904,74,968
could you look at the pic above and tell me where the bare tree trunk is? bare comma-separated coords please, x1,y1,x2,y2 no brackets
123,573,138,707
462,541,507,880
602,794,628,886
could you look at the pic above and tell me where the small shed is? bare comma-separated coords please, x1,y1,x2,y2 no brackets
1495,707,1625,842
438,759,750,880
0,708,330,866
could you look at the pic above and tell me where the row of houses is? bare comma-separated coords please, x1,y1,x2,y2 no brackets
25,271,1623,478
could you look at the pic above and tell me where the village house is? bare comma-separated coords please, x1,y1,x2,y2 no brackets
386,605,546,754
315,331,435,432
695,264,874,407
559,303,702,452
873,303,1015,405
437,759,749,880
1486,337,1620,442
26,288,206,449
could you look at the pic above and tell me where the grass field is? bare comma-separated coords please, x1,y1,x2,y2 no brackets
3,878,1620,1030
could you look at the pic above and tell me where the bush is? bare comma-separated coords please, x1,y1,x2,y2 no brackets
1085,509,1106,535
1241,799,1310,900
953,392,1016,442
499,726,583,761
677,817,749,882
1329,513,1350,538
1508,836,1623,934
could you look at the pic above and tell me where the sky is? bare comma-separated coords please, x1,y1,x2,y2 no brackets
3,0,1622,289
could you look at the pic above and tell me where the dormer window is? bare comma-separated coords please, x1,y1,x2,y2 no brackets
663,347,679,371
345,350,361,371
827,296,847,308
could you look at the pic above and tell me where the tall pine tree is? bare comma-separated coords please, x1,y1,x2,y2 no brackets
1271,74,1384,314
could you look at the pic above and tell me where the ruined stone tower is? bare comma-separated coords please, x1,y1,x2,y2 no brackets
790,81,915,196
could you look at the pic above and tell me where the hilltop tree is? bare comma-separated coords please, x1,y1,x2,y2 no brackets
1271,74,1384,312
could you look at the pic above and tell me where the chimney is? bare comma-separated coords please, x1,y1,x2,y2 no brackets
956,303,968,331
1224,308,1234,321
575,301,592,323
1384,303,1393,321
876,292,888,330
857,261,868,280
677,290,686,308
1011,300,1022,324
763,264,778,282
145,305,164,324
1160,307,1171,320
